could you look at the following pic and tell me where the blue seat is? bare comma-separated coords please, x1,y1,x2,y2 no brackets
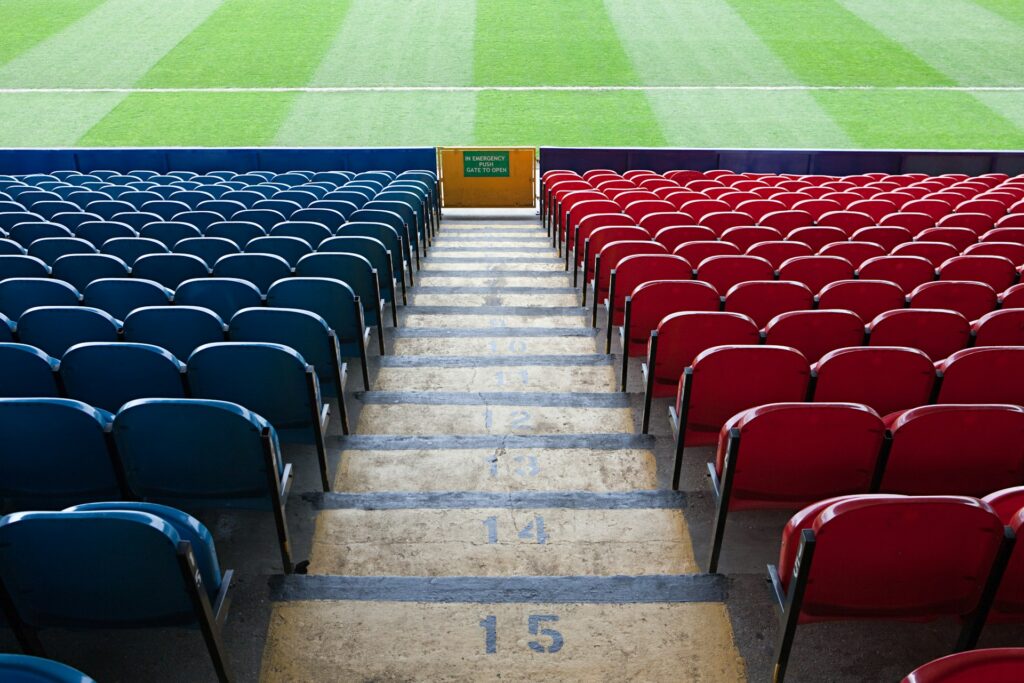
27,237,96,265
320,235,398,324
230,306,350,428
0,344,60,398
364,199,421,260
320,191,368,208
139,221,202,249
0,398,122,507
132,253,210,289
51,254,130,291
60,342,186,412
50,211,101,231
267,277,370,389
0,278,80,319
172,210,223,231
354,171,395,184
0,313,14,341
175,277,262,321
221,190,264,208
313,171,354,185
100,236,168,266
110,399,296,572
230,208,285,232
292,207,346,230
0,507,233,681
269,220,332,248
188,342,332,491
0,654,97,683
293,184,329,199
205,220,265,248
119,191,162,209
109,211,161,230
212,253,290,294
196,199,247,218
16,191,61,207
345,181,383,196
29,201,78,220
66,190,113,209
296,253,387,351
351,208,416,271
272,190,316,207
9,222,72,248
206,171,237,181
17,306,121,358
244,235,311,267
127,169,159,180
84,199,134,220
194,184,230,198
168,190,214,209
83,277,173,319
0,238,26,255
124,305,225,360
73,220,137,248
247,185,281,199
0,212,44,232
272,172,310,187
173,236,240,267
140,200,190,221
252,199,300,219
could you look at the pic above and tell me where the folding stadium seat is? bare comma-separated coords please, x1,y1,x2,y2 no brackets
139,200,191,221
849,226,911,252
900,649,1024,683
208,253,291,294
188,342,333,492
174,210,226,231
818,241,885,269
611,190,658,213
622,199,675,224
164,191,212,210
786,226,848,252
763,310,865,363
821,192,863,209
590,241,667,326
0,278,79,320
175,277,263,322
816,210,875,235
320,235,399,326
695,255,774,293
337,221,409,295
723,280,813,328
566,203,628,261
965,240,1024,266
66,190,112,209
791,198,842,221
292,207,346,231
697,211,754,235
109,210,160,230
220,190,266,209
983,227,1024,245
649,225,712,252
82,199,135,220
999,283,1024,308
867,309,971,361
74,220,138,249
891,241,959,268
0,237,23,255
958,198,1006,220
29,201,80,222
0,343,60,398
719,226,782,251
669,345,810,489
937,212,994,233
0,398,123,507
123,305,225,361
733,199,785,223
858,255,936,292
322,191,370,210
847,199,897,222
245,235,312,268
205,220,266,248
51,211,101,232
936,347,1024,405
812,346,936,416
0,654,97,682
757,210,815,234
939,254,1017,291
309,199,358,222
270,220,333,248
816,279,905,320
0,505,234,681
9,222,73,247
26,236,95,266
679,199,732,223
351,208,416,269
117,191,162,211
173,236,240,268
641,313,762,433
364,200,421,259
603,254,691,353
99,236,168,267
706,402,886,572
233,208,287,232
59,342,186,412
777,255,854,293
768,495,1010,683
16,306,121,358
972,309,1024,347
51,253,130,291
82,277,172,320
579,226,650,298
996,214,1024,229
743,241,811,270
908,280,997,320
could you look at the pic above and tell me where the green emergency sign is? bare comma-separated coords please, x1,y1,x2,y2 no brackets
463,151,510,177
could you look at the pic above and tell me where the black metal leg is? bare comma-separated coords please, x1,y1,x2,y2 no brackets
956,526,1016,651
620,299,633,391
262,430,294,574
769,530,816,683
176,543,235,683
670,370,694,491
641,332,658,433
707,430,740,573
0,574,45,655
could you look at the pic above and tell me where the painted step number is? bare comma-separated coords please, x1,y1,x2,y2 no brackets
479,615,564,654
482,515,547,544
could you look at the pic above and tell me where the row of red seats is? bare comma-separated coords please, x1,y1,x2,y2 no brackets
767,491,1024,681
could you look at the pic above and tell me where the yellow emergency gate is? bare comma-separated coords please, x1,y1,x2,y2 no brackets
438,147,535,208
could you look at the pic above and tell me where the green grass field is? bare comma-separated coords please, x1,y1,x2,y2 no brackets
1,0,1023,149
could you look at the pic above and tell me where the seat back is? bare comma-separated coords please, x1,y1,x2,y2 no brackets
138,221,202,249
779,255,854,293
295,252,381,325
212,253,291,294
900,648,1024,683
939,255,1017,291
132,253,210,289
812,346,936,416
764,310,865,364
123,305,225,361
82,278,172,320
724,280,813,328
0,278,79,319
270,220,333,248
60,342,186,413
624,280,720,356
972,309,1024,347
174,277,263,322
651,313,761,397
267,277,363,356
173,236,240,267
868,308,970,361
0,343,60,398
696,255,775,292
17,306,120,358
937,347,1024,405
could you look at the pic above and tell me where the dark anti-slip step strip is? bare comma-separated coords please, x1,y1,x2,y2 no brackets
425,256,557,264
391,327,599,338
327,433,656,450
378,354,610,367
309,490,685,510
355,391,629,407
414,269,569,278
404,306,584,316
270,574,726,604
430,246,553,253
413,286,577,294
433,235,552,243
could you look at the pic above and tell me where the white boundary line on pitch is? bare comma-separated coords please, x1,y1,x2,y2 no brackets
1,85,1024,94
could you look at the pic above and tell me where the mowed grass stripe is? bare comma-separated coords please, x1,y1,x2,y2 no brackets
0,0,105,67
138,0,351,87
473,0,639,86
309,0,476,86
972,0,1024,27
0,93,126,146
973,92,1024,137
840,0,1024,86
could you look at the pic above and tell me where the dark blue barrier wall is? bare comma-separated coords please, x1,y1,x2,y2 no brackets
0,147,436,175
540,148,1024,177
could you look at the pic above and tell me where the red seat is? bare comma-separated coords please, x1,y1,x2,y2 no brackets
812,346,936,415
909,280,997,320
623,199,676,224
736,199,787,221
939,255,1017,291
565,203,625,255
937,212,994,233
983,491,1024,626
664,170,704,184
611,190,658,211
638,178,677,191
881,404,1024,496
982,227,1024,245
793,198,843,221
995,214,1024,228
699,211,755,234
850,226,912,252
591,240,666,324
696,255,775,292
641,312,760,430
858,255,936,292
916,227,978,252
972,309,1024,347
680,199,732,221
719,225,782,251
958,199,1006,220
764,310,865,363
848,199,897,222
718,191,760,209
786,226,848,252
770,192,813,209
638,212,696,234
747,241,813,269
903,198,953,222
872,192,915,209
571,214,636,282
818,279,906,319
706,402,886,572
936,347,1024,405
669,345,810,487
555,189,606,241
758,209,814,231
880,211,936,235
664,190,710,210
819,241,885,269
770,495,1009,682
652,225,715,251
964,241,1024,266
892,241,960,267
605,254,692,352
723,280,813,328
868,309,970,361
778,255,854,293
1001,282,1024,308
673,240,740,266
820,192,862,209
902,648,1024,683
579,225,649,292
818,210,875,234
